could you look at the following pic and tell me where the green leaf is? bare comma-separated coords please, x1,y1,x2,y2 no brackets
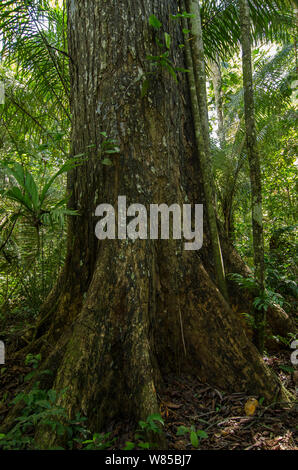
123,441,135,450
5,187,33,212
149,15,162,30
163,62,178,82
197,430,208,439
24,371,37,382
155,37,164,49
138,442,150,449
176,425,188,436
73,153,86,158
40,158,82,206
23,171,39,211
1,163,36,211
101,158,113,166
146,54,161,62
148,413,164,425
2,162,26,189
279,365,294,373
47,389,57,404
164,32,171,49
175,67,190,73
170,12,195,20
104,148,120,154
190,430,199,448
35,399,51,409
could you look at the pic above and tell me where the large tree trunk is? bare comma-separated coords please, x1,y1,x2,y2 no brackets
16,0,290,447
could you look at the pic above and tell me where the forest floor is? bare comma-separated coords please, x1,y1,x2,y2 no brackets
159,367,297,450
0,348,297,450
108,351,298,451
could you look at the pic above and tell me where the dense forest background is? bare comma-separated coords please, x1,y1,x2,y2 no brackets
0,0,297,451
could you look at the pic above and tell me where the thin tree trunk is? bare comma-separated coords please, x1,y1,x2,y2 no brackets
221,137,246,240
186,0,210,151
292,1,298,75
239,0,265,353
185,0,228,300
210,57,225,148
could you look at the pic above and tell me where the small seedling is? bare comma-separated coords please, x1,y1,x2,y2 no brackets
176,425,208,449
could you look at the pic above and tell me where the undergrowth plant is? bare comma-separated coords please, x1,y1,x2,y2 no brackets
176,425,208,449
141,13,192,98
0,354,88,450
123,414,165,450
0,355,166,450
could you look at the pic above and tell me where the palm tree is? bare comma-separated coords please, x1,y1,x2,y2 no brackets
199,0,295,352
201,0,295,61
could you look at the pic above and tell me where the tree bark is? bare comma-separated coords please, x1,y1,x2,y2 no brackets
8,0,291,448
239,0,266,353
